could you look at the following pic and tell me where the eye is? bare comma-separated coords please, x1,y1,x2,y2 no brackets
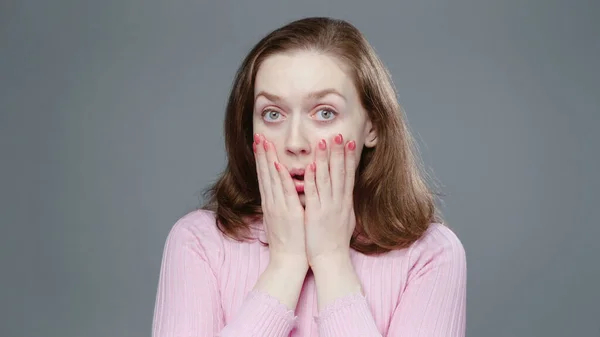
262,110,283,122
314,108,337,121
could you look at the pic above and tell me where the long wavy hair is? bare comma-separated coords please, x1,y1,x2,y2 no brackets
202,17,442,255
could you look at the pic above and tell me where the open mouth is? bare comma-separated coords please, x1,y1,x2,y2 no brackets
291,174,305,193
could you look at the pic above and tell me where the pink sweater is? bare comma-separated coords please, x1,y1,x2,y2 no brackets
152,209,467,337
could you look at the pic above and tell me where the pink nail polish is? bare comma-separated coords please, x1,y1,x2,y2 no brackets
334,134,343,144
263,140,269,151
274,162,280,171
348,140,356,150
319,139,327,150
254,133,260,144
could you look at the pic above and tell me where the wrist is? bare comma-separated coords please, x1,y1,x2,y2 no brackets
253,255,309,310
269,253,309,272
310,251,363,311
309,250,352,272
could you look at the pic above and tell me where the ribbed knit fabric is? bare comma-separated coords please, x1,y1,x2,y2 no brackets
152,209,467,337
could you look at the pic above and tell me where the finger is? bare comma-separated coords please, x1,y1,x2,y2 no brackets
255,134,273,205
303,161,319,206
330,133,346,200
315,138,332,202
253,134,265,201
263,138,286,206
275,161,301,207
344,140,358,205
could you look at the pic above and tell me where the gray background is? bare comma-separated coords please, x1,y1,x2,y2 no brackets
1,0,598,336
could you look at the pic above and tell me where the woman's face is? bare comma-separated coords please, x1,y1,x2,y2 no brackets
252,50,377,204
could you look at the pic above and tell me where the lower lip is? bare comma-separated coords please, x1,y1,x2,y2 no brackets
293,179,304,193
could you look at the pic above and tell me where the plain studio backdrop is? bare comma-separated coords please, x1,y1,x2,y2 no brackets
1,0,598,336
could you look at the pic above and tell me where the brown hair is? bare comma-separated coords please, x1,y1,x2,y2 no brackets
202,17,442,255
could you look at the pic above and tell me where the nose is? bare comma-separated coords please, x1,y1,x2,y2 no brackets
284,119,311,156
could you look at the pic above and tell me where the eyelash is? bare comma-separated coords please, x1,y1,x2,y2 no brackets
261,107,339,123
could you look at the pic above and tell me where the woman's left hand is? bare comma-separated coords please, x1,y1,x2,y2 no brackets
303,133,358,268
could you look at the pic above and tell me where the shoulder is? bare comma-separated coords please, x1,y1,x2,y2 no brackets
166,208,221,239
406,223,467,278
410,223,465,256
162,209,225,260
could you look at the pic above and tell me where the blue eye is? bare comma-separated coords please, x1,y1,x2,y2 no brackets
315,108,337,121
262,110,282,122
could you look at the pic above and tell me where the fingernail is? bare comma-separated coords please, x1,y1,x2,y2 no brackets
319,139,327,150
254,133,260,144
274,162,280,171
263,140,269,151
311,162,316,171
334,134,343,144
348,140,356,150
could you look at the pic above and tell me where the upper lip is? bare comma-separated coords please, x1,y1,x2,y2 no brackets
288,168,305,176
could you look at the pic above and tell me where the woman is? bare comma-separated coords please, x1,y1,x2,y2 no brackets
152,17,466,337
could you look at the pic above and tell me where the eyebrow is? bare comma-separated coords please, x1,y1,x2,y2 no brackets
255,88,347,102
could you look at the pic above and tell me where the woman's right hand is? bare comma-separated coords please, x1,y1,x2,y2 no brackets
252,134,308,310
253,133,308,269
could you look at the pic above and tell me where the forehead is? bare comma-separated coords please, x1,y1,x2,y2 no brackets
254,51,356,98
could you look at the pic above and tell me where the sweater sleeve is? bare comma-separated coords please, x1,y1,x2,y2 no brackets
315,225,467,337
315,292,381,336
387,225,467,337
152,216,297,337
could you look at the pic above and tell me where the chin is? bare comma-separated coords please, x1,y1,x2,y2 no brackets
298,193,306,207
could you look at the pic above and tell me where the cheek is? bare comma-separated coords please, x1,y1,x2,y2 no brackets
273,143,287,158
354,138,367,157
252,116,265,133
257,132,287,155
